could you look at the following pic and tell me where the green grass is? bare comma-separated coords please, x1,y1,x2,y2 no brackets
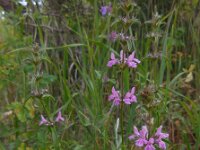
0,0,200,149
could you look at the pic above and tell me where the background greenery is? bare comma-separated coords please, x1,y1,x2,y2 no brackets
0,0,200,149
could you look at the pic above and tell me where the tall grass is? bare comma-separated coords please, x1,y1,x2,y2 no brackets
0,0,200,149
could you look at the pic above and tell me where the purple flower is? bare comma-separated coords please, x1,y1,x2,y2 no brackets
55,111,65,122
129,125,168,150
126,51,140,68
107,52,119,67
107,50,140,68
109,31,118,42
123,87,137,104
154,126,169,150
39,115,49,126
145,138,155,150
100,6,107,16
129,126,148,147
100,4,112,16
108,86,121,106
155,126,169,139
136,126,148,147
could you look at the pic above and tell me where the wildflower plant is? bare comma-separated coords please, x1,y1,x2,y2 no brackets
104,2,141,149
103,1,169,149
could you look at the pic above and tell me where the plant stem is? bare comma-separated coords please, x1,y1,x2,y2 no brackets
120,66,125,150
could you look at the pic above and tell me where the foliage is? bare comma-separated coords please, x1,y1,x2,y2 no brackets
0,0,200,149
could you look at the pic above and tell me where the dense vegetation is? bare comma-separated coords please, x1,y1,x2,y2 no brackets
0,0,200,149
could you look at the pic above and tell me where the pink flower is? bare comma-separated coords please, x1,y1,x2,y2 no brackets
55,111,65,122
129,125,168,150
107,52,119,67
123,87,137,104
126,51,140,68
154,126,169,150
39,115,49,126
108,86,121,106
129,126,148,147
136,126,148,147
107,50,140,68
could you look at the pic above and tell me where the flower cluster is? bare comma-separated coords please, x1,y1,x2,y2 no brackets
108,87,137,106
39,111,64,126
107,50,140,68
100,4,112,16
129,126,169,150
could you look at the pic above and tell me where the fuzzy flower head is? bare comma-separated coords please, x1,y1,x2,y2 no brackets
109,31,118,42
55,111,65,122
123,87,137,104
129,125,168,150
108,86,121,106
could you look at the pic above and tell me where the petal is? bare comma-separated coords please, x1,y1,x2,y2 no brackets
111,52,115,60
158,141,167,150
155,126,169,139
123,98,131,104
60,116,65,121
114,99,120,105
131,95,137,103
125,92,131,98
160,133,169,139
134,126,140,136
140,126,148,138
134,58,141,63
128,52,135,61
155,126,162,136
127,61,137,68
131,87,135,94
149,138,154,144
107,61,114,67
111,86,115,93
135,138,147,147
145,145,155,150
108,94,114,101
128,134,135,140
